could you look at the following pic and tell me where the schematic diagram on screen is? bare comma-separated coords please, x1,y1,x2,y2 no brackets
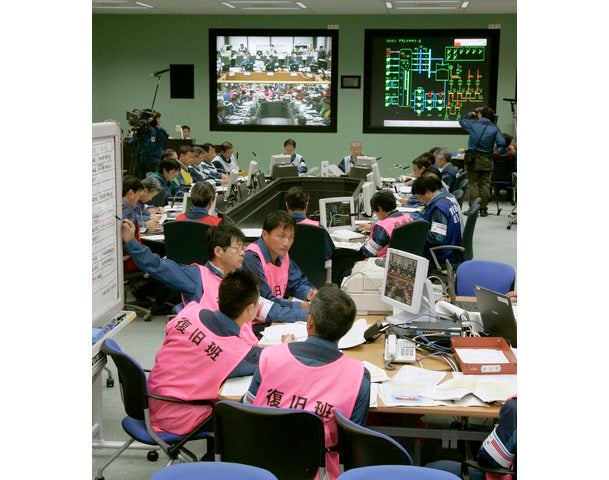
383,37,489,121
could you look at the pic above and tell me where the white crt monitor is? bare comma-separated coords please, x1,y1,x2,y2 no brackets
380,248,430,324
371,162,383,189
318,196,355,232
269,154,292,175
355,155,376,168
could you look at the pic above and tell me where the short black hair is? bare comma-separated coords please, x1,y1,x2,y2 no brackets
284,138,296,148
262,210,296,233
412,174,442,195
309,285,356,342
178,145,193,157
218,270,259,320
206,224,246,260
190,181,215,208
181,125,190,131
285,186,309,210
370,190,397,214
158,158,179,173
122,175,144,197
412,152,434,170
219,141,234,152
202,143,215,154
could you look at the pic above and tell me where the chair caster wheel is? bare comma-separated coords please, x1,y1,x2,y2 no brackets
106,377,114,388
147,450,159,462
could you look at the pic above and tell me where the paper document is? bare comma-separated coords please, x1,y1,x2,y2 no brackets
220,376,253,398
143,234,165,242
454,348,510,364
333,241,364,251
258,322,308,346
434,374,517,404
331,229,367,241
397,206,423,213
240,228,262,238
370,383,379,408
362,361,390,383
338,318,369,349
380,365,447,407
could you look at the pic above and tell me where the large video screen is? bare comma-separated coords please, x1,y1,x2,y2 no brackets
363,29,500,134
209,29,338,133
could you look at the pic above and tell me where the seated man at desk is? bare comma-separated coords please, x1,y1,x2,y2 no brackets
243,211,318,323
212,141,240,174
243,284,370,480
198,143,229,186
176,145,194,187
282,138,308,176
434,148,459,190
338,140,363,174
135,176,164,225
411,174,463,265
149,157,181,204
175,181,222,226
147,270,287,437
285,186,333,261
358,190,413,258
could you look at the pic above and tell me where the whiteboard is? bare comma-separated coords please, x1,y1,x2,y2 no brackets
92,122,124,328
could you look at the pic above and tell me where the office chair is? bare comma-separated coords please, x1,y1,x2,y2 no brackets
388,220,430,258
461,459,516,479
163,220,212,265
289,222,333,288
455,259,515,297
123,271,153,321
507,172,517,230
490,158,517,215
149,462,279,480
452,189,465,208
429,201,480,273
213,400,326,480
337,465,460,480
451,170,468,194
334,409,413,473
96,339,214,480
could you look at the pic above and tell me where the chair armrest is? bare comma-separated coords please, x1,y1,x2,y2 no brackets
429,245,465,272
462,459,515,480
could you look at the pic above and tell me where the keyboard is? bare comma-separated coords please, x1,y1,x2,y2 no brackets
453,299,479,312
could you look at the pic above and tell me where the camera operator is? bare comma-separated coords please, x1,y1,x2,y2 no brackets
458,106,507,217
125,110,170,179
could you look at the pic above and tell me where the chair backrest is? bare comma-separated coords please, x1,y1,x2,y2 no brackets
388,220,431,258
334,410,412,471
163,220,212,265
461,202,479,262
101,338,148,420
452,189,464,208
455,260,516,296
149,462,279,480
491,158,517,184
337,465,461,479
289,222,328,288
213,400,326,480
452,171,468,192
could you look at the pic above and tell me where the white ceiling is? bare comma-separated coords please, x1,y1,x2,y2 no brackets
92,0,517,15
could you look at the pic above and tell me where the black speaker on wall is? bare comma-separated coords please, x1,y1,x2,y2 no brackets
170,64,194,99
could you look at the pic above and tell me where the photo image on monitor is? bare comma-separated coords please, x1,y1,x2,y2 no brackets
318,196,355,232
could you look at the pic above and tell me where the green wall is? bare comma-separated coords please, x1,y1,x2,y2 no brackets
93,14,516,175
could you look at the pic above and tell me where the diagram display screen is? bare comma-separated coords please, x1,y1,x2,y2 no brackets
363,29,500,134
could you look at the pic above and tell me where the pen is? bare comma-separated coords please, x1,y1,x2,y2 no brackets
115,215,123,221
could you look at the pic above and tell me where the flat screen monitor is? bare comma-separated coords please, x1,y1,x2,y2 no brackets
355,156,376,168
349,166,371,181
371,162,383,189
318,196,355,232
381,248,430,323
247,160,258,187
360,181,375,217
269,154,292,175
363,29,500,134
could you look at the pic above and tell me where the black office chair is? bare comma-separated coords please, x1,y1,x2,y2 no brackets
388,220,430,258
163,220,212,265
452,189,465,208
123,271,153,321
213,400,327,480
289,223,332,288
490,158,517,215
451,170,468,194
334,409,413,473
429,201,480,273
96,339,214,480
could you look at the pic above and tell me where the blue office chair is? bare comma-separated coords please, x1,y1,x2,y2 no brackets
149,462,279,480
337,465,461,479
455,259,516,297
213,400,326,480
96,339,214,480
334,409,412,473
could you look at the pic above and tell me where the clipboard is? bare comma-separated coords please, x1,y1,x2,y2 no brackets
451,336,517,374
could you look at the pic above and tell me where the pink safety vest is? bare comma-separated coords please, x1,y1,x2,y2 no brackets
147,302,253,435
298,217,320,226
372,213,413,258
245,242,290,299
252,344,364,480
193,265,258,346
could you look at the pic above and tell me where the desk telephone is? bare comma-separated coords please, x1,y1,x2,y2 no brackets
384,333,416,367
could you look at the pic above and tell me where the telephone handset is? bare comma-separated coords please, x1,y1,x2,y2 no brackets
384,333,416,369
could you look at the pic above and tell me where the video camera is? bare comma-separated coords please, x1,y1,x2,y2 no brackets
126,108,157,136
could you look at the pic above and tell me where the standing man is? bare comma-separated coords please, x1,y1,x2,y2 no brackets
127,110,169,179
459,106,507,217
338,140,363,174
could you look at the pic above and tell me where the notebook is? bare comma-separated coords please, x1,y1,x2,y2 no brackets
445,260,479,312
474,286,518,348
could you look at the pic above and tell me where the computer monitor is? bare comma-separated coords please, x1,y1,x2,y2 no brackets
349,166,372,181
318,196,355,232
181,192,194,213
247,160,258,188
355,155,376,168
269,154,292,175
380,248,430,325
227,168,240,202
360,181,375,217
371,162,383,189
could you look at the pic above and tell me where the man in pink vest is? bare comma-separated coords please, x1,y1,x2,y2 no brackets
148,270,265,437
285,185,334,260
243,285,370,480
360,190,413,258
243,211,318,324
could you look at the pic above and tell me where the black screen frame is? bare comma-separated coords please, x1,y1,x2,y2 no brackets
363,28,500,135
209,28,339,133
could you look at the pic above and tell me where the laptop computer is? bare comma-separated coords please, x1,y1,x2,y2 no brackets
474,285,517,348
445,260,479,312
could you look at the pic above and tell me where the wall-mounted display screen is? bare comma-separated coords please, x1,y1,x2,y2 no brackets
363,29,500,134
209,29,338,133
